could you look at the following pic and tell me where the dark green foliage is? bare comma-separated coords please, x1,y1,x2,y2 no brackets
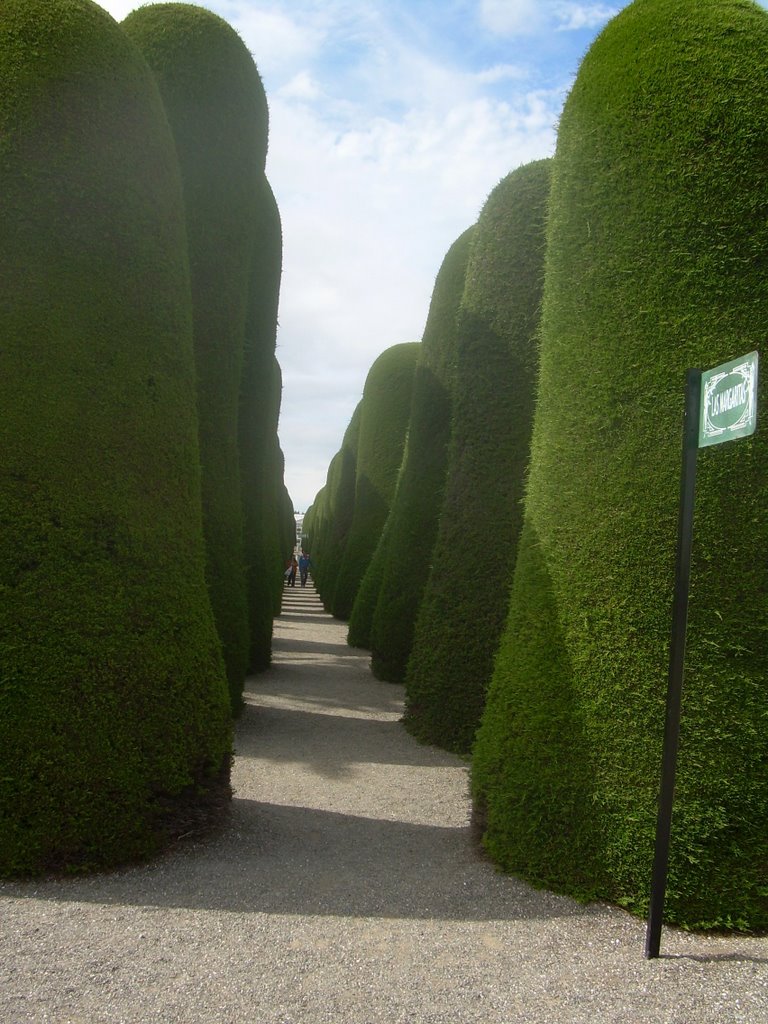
123,3,270,709
0,0,231,875
347,493,394,648
278,479,296,569
473,0,768,931
362,227,475,670
301,503,316,555
331,343,420,620
311,405,362,610
404,160,551,753
239,179,284,676
273,366,297,613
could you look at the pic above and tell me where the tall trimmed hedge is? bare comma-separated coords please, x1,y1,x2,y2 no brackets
349,227,475,658
311,404,362,609
473,0,768,931
0,0,230,875
403,160,551,753
123,3,270,709
239,179,284,674
331,343,420,620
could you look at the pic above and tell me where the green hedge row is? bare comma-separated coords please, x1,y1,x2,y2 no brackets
332,343,420,620
0,0,287,875
355,227,475,668
0,0,232,875
239,181,286,673
404,160,551,754
473,0,768,930
123,3,273,711
310,404,363,609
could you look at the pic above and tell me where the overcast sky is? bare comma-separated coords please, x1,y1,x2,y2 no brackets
98,0,764,511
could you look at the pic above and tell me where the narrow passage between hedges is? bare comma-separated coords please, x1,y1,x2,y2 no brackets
3,581,765,1024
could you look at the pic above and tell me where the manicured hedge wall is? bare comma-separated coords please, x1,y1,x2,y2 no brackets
271,361,296,614
123,3,270,709
0,0,230,875
473,0,768,931
331,343,420,620
239,178,284,675
311,404,362,609
350,227,475,660
404,160,551,753
301,502,316,555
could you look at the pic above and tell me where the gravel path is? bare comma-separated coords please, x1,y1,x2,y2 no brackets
1,582,766,1023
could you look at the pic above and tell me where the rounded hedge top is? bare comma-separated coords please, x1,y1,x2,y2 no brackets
360,225,475,669
403,160,550,752
122,3,268,178
123,3,271,701
332,342,419,619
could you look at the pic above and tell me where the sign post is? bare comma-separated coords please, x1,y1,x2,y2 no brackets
644,351,759,960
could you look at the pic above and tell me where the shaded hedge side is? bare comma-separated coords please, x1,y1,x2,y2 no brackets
331,343,420,620
0,0,231,876
346,475,395,649
473,0,768,931
239,177,284,675
354,227,475,666
404,160,551,754
311,405,363,609
123,3,269,709
272,361,297,612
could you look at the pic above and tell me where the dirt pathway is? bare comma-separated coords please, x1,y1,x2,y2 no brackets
1,582,766,1022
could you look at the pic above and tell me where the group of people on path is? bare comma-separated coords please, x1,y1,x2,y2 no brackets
285,551,311,588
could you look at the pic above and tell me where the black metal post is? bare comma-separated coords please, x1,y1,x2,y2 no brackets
645,367,702,960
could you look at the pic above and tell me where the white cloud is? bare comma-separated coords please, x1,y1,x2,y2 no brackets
278,70,322,102
479,0,544,35
479,0,620,36
553,3,621,31
475,63,529,86
218,3,326,77
268,77,560,507
87,0,595,509
97,0,141,22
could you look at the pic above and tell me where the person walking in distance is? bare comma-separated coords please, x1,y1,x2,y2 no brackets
298,552,312,587
285,555,298,587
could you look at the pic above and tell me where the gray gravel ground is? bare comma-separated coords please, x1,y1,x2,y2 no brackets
1,582,766,1024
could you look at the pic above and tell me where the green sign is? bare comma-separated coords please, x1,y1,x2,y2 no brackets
698,350,759,448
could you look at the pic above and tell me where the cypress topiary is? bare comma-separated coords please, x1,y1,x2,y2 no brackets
270,362,295,616
331,343,420,620
0,0,231,875
239,178,284,675
473,0,768,931
403,160,551,753
361,226,475,669
347,488,395,649
123,3,269,709
311,404,362,611
301,502,316,555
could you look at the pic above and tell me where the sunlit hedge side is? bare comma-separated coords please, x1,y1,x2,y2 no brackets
331,343,420,620
0,0,230,875
352,227,475,664
404,160,550,754
123,3,269,709
473,0,768,931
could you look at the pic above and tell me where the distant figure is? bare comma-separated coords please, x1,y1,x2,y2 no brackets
285,555,298,587
298,552,312,587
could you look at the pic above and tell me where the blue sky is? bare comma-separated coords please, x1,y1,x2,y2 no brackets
98,0,766,510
